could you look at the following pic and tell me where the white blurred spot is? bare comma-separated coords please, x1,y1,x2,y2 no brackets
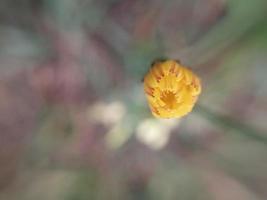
136,119,179,150
87,101,126,126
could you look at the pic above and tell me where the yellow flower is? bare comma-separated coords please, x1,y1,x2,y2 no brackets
144,59,201,118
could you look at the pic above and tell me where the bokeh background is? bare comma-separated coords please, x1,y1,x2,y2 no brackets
0,0,267,199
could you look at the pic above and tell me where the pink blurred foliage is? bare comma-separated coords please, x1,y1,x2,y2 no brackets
0,70,40,189
111,139,159,193
52,110,110,171
84,32,126,87
31,60,88,105
31,22,95,105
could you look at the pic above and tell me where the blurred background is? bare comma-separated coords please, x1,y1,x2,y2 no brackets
0,0,267,199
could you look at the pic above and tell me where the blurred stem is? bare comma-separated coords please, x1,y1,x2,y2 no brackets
195,104,267,145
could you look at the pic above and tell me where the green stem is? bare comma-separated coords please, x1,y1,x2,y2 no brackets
194,104,267,145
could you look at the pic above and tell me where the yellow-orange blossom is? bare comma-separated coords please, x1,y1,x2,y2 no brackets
144,60,201,118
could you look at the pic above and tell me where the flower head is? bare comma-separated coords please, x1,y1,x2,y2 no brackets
144,59,201,118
